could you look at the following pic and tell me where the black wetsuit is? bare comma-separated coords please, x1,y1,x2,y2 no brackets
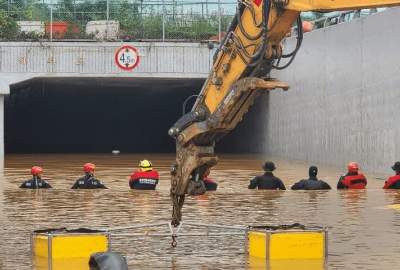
20,177,52,189
71,174,107,189
291,177,331,190
248,172,286,190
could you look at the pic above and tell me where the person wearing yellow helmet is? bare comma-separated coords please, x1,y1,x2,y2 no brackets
129,160,159,190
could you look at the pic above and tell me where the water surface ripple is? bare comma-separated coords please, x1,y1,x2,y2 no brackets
1,154,399,270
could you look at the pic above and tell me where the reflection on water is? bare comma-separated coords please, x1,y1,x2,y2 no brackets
1,154,400,269
248,258,326,270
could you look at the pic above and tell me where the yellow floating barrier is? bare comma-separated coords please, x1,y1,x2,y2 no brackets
32,228,110,270
385,204,400,210
247,224,327,260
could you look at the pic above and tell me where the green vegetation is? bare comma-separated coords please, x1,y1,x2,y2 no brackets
0,9,19,39
0,0,231,41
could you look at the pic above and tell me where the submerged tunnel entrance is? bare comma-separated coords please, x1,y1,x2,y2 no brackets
5,77,267,154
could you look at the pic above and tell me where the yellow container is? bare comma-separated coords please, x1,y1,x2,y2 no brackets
247,226,327,260
32,228,110,270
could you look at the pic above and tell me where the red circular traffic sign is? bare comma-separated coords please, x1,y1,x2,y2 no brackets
115,45,140,71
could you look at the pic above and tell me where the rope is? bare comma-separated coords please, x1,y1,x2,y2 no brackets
102,222,169,232
111,232,246,237
99,221,322,248
99,221,249,247
184,222,247,231
249,223,324,231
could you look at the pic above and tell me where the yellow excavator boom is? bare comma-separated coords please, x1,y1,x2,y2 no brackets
169,0,400,226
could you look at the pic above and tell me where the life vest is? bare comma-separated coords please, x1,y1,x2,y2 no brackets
341,174,367,189
130,170,159,190
383,174,400,189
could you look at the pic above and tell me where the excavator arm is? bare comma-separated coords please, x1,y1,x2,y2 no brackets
169,0,400,226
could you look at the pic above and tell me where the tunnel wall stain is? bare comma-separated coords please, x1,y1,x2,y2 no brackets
5,77,267,154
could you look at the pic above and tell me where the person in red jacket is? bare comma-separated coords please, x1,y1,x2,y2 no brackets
202,168,218,191
337,162,367,189
129,160,159,190
383,162,400,189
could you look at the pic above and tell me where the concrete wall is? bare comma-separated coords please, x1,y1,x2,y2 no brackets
0,41,216,87
265,8,400,174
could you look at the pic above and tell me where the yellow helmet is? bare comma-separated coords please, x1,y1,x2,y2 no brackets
139,160,153,172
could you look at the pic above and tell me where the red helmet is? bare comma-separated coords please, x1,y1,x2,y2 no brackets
83,163,96,173
302,21,313,33
347,162,359,173
31,166,43,176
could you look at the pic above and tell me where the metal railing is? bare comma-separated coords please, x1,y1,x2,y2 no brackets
0,0,236,42
308,8,387,30
0,1,390,42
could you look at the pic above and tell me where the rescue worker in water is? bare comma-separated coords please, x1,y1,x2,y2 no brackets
291,166,331,190
248,161,286,190
337,162,367,189
71,163,107,189
129,160,159,190
202,168,218,191
383,161,400,189
20,166,52,189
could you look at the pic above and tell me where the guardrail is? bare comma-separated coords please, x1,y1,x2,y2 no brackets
0,1,390,42
310,8,386,30
0,0,236,42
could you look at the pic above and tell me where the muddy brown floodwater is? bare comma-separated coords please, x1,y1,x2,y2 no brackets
1,154,400,270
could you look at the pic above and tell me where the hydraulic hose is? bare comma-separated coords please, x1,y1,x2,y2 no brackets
272,15,303,70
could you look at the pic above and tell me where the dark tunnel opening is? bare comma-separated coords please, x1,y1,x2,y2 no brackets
5,77,267,154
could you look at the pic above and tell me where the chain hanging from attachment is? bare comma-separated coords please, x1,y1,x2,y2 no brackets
171,194,185,227
169,221,183,248
171,234,178,248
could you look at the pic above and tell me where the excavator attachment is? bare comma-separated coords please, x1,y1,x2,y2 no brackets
169,78,288,226
169,0,400,227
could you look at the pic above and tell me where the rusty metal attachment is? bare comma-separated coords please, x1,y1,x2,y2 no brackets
169,77,288,226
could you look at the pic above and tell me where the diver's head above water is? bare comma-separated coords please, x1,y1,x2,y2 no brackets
83,163,96,176
392,161,400,174
347,162,359,175
139,159,153,172
31,166,43,178
263,161,276,173
309,166,318,179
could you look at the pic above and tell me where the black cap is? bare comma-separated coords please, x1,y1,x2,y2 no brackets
392,161,400,172
263,161,276,172
309,166,318,178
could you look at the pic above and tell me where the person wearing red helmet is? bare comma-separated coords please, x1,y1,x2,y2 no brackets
129,160,159,190
20,166,52,189
337,162,367,189
383,161,400,189
71,163,107,189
